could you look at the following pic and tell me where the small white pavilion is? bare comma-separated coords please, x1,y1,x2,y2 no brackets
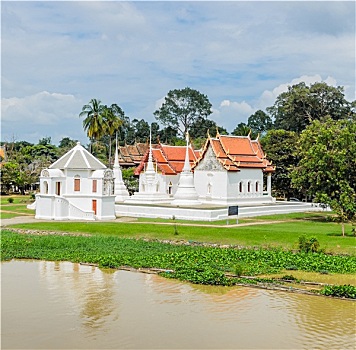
35,142,116,220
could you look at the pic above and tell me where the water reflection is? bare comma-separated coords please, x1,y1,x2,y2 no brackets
2,260,355,350
39,261,119,334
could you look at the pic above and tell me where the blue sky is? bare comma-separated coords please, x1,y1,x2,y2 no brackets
2,1,355,145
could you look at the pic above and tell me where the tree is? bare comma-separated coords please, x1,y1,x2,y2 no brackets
131,119,150,143
190,116,228,138
154,87,212,137
231,122,252,137
247,110,273,135
267,82,355,133
291,117,356,235
79,98,106,148
102,104,124,166
261,129,299,199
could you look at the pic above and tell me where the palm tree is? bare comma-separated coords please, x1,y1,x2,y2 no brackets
79,99,106,152
102,104,124,166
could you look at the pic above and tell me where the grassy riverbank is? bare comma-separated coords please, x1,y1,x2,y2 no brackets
6,214,355,255
2,229,356,290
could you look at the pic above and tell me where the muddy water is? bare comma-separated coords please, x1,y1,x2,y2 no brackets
2,260,355,349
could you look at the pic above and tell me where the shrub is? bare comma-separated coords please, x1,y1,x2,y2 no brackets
320,285,356,299
298,235,320,253
7,198,14,204
234,263,244,277
281,274,299,281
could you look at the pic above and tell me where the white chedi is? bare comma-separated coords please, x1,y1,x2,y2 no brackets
171,132,201,206
113,137,130,202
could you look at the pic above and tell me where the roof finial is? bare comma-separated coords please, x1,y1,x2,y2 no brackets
248,129,251,138
216,126,220,137
207,128,210,138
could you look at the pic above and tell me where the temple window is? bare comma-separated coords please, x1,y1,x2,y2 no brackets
44,181,49,194
207,182,212,195
74,175,81,192
168,182,173,195
256,181,259,193
55,182,61,195
247,182,251,193
92,179,97,193
239,182,243,193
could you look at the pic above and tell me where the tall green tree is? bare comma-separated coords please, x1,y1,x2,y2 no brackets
79,99,106,149
102,104,124,165
247,110,273,135
261,129,299,199
268,82,354,133
291,117,356,235
231,122,252,137
154,87,212,137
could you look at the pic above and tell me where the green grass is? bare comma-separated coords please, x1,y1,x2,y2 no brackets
0,203,35,219
0,212,22,219
8,216,355,255
0,195,34,205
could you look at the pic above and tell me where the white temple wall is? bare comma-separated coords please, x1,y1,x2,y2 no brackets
65,169,92,195
139,173,178,195
98,196,116,219
230,169,264,198
164,175,180,196
194,170,228,201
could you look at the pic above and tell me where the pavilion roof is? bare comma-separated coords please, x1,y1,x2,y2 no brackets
193,133,275,172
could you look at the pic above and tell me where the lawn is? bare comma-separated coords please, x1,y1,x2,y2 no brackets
8,215,355,255
0,199,35,219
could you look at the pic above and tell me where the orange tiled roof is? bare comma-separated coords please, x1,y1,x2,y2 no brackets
134,143,199,176
193,133,275,172
117,143,159,167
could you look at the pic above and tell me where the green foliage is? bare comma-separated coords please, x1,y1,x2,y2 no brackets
280,274,299,282
2,230,355,288
261,129,300,199
7,198,14,203
121,167,139,194
234,262,245,277
291,118,356,233
267,82,354,133
247,110,273,135
320,285,356,299
154,87,213,137
231,122,252,137
0,138,59,194
298,235,321,253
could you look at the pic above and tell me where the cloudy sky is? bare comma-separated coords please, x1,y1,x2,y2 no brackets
2,1,355,145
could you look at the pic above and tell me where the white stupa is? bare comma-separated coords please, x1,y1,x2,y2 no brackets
124,126,171,204
113,136,130,202
171,132,201,206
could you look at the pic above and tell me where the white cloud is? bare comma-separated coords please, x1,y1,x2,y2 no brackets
213,74,346,132
1,91,85,144
257,74,340,110
1,2,354,142
2,91,81,124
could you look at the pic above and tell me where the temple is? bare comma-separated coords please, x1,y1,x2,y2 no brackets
34,142,116,220
193,132,275,205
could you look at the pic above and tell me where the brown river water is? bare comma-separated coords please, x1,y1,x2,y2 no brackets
2,260,355,349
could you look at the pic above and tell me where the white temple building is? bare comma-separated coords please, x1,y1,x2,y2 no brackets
193,132,275,205
132,132,275,206
34,142,116,220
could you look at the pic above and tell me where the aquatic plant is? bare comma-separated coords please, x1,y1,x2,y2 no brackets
320,285,356,299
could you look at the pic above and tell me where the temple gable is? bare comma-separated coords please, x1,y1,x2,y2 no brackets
194,145,225,172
